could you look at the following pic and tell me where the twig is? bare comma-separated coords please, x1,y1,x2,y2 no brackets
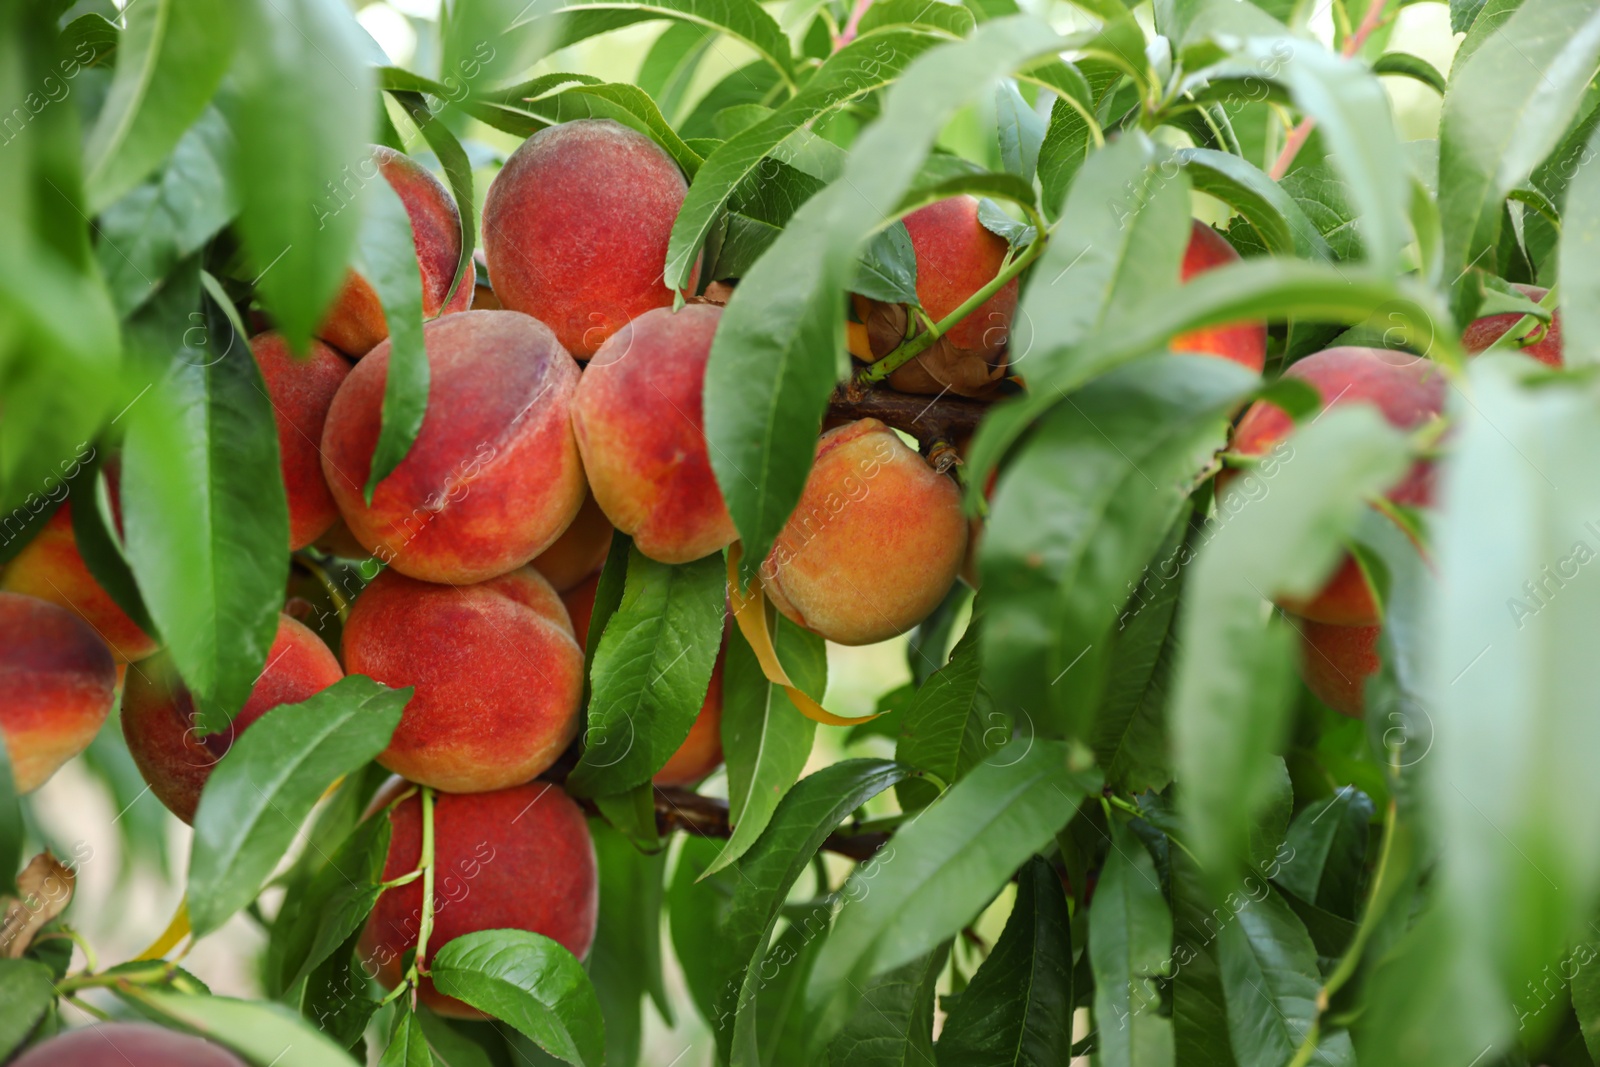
1269,0,1392,179
825,384,991,443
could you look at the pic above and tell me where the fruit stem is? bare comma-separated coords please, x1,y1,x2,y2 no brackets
406,786,438,1005
55,962,176,995
857,212,1049,385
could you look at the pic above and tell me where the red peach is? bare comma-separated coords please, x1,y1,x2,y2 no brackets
2,504,158,663
121,614,344,823
318,146,473,358
360,782,598,1018
762,419,967,646
851,196,1019,397
11,1023,248,1066
0,591,117,793
482,120,696,358
1228,347,1446,625
531,491,614,593
1294,617,1379,718
1171,220,1268,373
561,570,601,648
571,305,735,564
1462,283,1563,367
250,332,352,550
320,310,585,584
342,567,584,793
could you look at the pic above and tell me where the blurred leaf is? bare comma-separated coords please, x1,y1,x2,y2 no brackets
121,278,288,726
896,622,984,810
358,173,427,501
587,821,671,1067
567,546,724,796
1171,407,1411,882
1574,944,1600,1061
1177,148,1333,259
60,12,119,67
0,959,52,1059
679,60,783,141
81,718,170,880
417,1014,498,1067
1169,849,1239,1065
544,0,796,88
825,943,948,1065
1559,123,1600,366
975,197,1036,247
668,836,737,1028
430,930,604,1067
379,1009,434,1067
278,806,391,991
806,743,1098,1047
1451,0,1491,33
0,739,20,897
1091,820,1174,1067
908,582,973,685
1372,52,1446,95
120,990,362,1065
994,79,1045,182
70,449,154,638
851,221,920,305
1276,787,1374,920
860,0,976,36
391,98,475,324
936,858,1073,1067
187,677,407,937
299,928,379,1049
224,0,376,352
636,21,716,123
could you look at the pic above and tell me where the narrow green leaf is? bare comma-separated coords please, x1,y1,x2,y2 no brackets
896,623,984,810
380,1009,435,1067
1371,52,1446,94
279,807,392,990
358,174,428,501
826,944,949,1065
994,79,1045,182
1560,123,1600,366
121,990,362,1066
1177,148,1333,259
544,0,796,87
1091,820,1174,1067
637,21,717,123
1169,849,1239,1065
587,820,672,1067
1276,787,1375,919
0,959,53,1059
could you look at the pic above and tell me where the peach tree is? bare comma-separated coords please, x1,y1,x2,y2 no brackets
2,0,1599,1064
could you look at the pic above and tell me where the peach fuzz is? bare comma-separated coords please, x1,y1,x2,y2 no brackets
1172,220,1267,373
320,310,585,585
531,491,614,592
851,195,1019,397
1295,617,1379,718
762,419,967,646
360,782,598,1017
572,304,735,564
342,566,583,793
250,332,352,550
0,592,117,793
1462,283,1563,367
2,504,158,663
12,1023,248,1066
318,146,472,357
1228,347,1446,625
483,119,696,358
121,614,344,823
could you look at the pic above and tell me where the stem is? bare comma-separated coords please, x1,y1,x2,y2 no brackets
858,217,1049,385
56,963,175,995
1269,0,1391,178
836,0,875,49
1106,794,1203,866
64,995,114,1022
410,787,438,997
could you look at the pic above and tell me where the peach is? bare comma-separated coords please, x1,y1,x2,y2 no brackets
11,1023,248,1066
1172,220,1267,372
250,332,352,550
1294,617,1379,718
1462,283,1563,366
121,614,344,823
571,305,734,564
762,419,967,646
360,782,598,1017
1228,347,1446,625
0,592,117,793
320,310,585,584
342,566,583,792
2,505,158,663
482,119,696,358
531,491,613,592
850,195,1019,397
318,146,473,358
561,570,601,647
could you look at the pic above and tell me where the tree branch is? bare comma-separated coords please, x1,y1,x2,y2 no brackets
825,383,992,445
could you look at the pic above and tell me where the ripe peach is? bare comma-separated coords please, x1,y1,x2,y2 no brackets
762,419,967,646
1172,221,1267,372
1228,347,1446,625
320,310,585,585
571,305,734,564
360,782,598,1018
1294,617,1379,718
11,1023,248,1066
342,567,583,792
482,120,696,358
121,614,344,823
531,491,613,592
251,332,352,550
561,570,601,647
0,592,117,793
2,505,158,663
1462,284,1563,366
318,146,472,358
850,195,1018,397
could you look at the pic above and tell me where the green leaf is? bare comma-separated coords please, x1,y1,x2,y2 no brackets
545,0,796,88
224,0,376,352
1371,51,1446,95
1170,407,1412,881
187,676,408,937
60,12,119,68
706,616,824,876
825,944,948,1065
668,836,736,1029
358,173,428,502
0,733,21,898
1438,0,1600,299
680,60,784,140
896,622,984,810
429,930,605,1067
721,759,909,1064
1575,941,1600,1062
566,546,725,796
1451,0,1491,34
278,804,392,991
806,743,1099,1048
299,928,379,1048
121,990,362,1066
859,0,976,36
1091,820,1174,1067
82,0,235,212
391,96,476,327
1560,123,1600,367
380,1009,435,1067
1168,849,1239,1065
936,858,1073,1067
503,82,704,179
636,21,716,123
1177,148,1333,259
417,1014,499,1067
707,16,1070,582
994,79,1046,182
1037,60,1120,217
1276,787,1375,919
0,959,53,1059
851,221,920,305
121,279,289,726
587,820,671,1067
